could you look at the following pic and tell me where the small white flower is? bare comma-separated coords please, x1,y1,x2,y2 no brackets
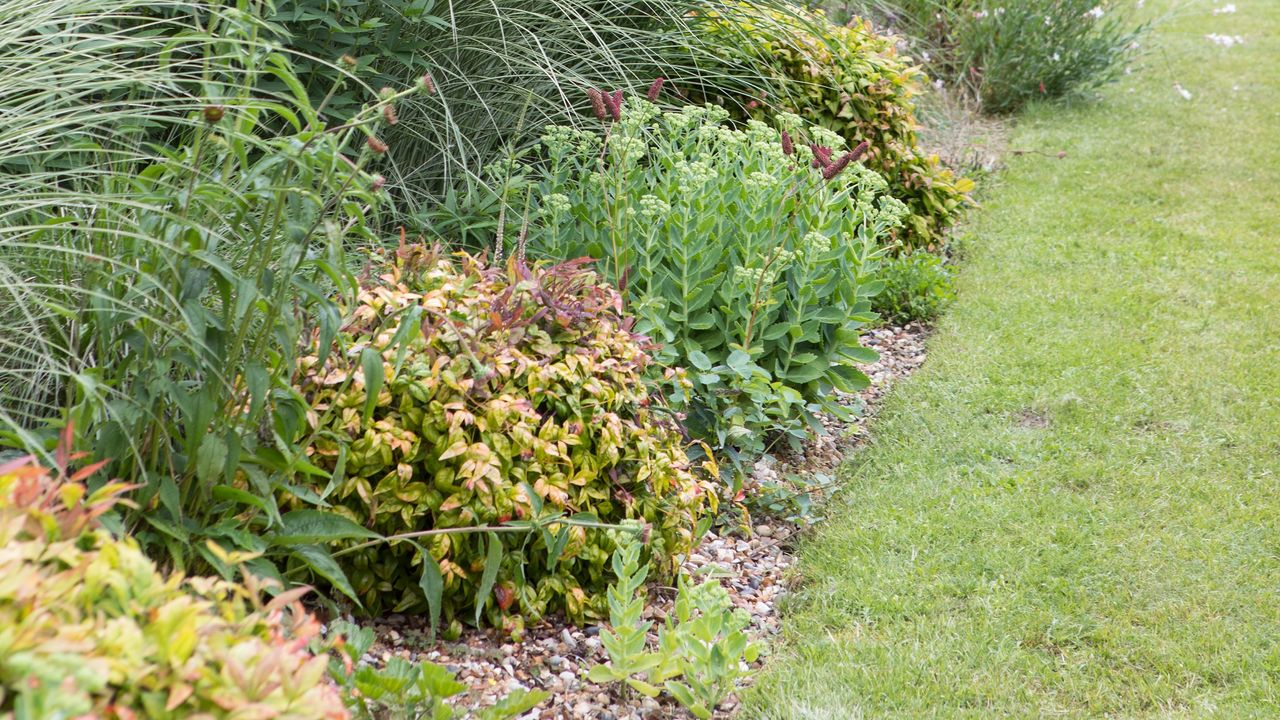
1051,52,1061,62
1212,4,1237,15
1173,82,1193,100
1206,33,1246,47
1085,6,1104,19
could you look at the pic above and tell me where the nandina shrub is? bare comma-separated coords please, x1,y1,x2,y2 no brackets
518,100,906,474
0,452,347,719
295,246,714,629
692,3,974,249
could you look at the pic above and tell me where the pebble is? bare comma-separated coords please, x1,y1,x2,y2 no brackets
561,628,579,650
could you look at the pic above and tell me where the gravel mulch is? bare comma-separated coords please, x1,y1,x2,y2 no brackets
352,323,931,719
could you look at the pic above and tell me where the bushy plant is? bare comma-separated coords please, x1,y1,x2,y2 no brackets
0,451,348,719
691,3,974,249
295,246,715,627
0,1,416,582
847,0,1143,114
951,0,1143,113
519,99,905,470
872,250,956,325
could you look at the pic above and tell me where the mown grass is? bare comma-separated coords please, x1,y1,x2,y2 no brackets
744,0,1280,717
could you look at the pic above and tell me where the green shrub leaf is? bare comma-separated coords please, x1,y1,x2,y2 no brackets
474,531,503,626
360,346,385,427
291,544,362,605
269,510,380,546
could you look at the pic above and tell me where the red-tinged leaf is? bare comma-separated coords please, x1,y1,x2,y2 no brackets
56,422,73,474
264,585,313,613
0,454,35,476
68,458,110,483
494,581,516,611
165,682,194,711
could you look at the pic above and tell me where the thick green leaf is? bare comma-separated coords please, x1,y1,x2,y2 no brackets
269,510,379,546
292,544,361,605
474,532,503,626
477,689,550,719
414,541,445,636
360,346,385,426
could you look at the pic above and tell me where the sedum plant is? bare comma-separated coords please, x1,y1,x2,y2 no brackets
692,3,974,249
587,526,662,692
650,577,761,718
590,530,761,718
327,621,547,719
0,449,348,719
521,99,907,472
295,246,716,627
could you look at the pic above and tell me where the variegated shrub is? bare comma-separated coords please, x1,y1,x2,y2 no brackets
296,246,714,629
0,453,348,720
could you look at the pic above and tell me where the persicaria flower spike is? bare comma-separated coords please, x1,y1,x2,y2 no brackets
647,76,665,102
371,174,386,190
587,88,607,121
340,54,358,68
366,136,388,154
382,104,399,125
810,144,833,169
422,74,436,94
608,89,623,121
781,131,794,156
822,144,868,181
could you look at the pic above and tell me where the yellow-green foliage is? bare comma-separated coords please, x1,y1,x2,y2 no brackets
0,455,347,720
696,4,974,249
297,247,715,627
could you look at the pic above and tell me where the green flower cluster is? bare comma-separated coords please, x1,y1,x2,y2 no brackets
521,98,904,476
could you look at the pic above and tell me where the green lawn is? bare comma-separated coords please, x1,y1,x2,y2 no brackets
744,1,1280,717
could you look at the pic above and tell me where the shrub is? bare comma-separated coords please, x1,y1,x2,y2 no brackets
692,4,974,249
872,250,956,325
0,452,348,719
952,0,1143,113
0,1,412,581
518,100,905,470
295,246,715,628
850,0,1143,113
